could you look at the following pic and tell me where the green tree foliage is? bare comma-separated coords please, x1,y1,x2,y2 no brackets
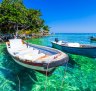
43,25,50,32
0,0,49,34
42,25,50,35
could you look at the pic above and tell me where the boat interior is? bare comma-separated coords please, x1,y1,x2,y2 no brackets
54,41,96,48
6,39,62,63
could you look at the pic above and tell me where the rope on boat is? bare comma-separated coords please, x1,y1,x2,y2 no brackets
26,73,37,83
44,63,50,91
17,75,20,91
0,38,4,42
60,61,68,91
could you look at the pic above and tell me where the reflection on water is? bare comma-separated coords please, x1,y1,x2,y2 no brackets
0,33,96,91
0,44,37,91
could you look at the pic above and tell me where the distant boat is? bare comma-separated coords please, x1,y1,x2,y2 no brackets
51,32,55,35
51,39,96,58
90,36,96,41
6,39,68,75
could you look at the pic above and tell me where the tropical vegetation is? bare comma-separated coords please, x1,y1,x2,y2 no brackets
0,0,49,35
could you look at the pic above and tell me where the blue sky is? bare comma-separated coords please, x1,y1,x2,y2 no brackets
23,0,96,33
0,0,96,33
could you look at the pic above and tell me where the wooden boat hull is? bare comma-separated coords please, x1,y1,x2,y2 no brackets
6,39,68,75
52,42,96,58
11,53,68,75
12,57,55,75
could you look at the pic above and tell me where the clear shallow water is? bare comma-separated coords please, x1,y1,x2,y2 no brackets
0,33,96,91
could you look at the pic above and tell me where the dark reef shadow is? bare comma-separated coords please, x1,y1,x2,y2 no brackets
68,54,81,68
68,54,77,65
90,40,96,44
0,47,37,91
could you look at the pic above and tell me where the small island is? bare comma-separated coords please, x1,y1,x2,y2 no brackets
0,0,50,41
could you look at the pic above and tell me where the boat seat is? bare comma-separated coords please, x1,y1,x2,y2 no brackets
37,54,57,63
10,44,27,51
31,53,46,62
17,47,34,55
34,55,49,63
19,53,45,61
67,43,80,47
17,44,27,50
10,44,28,54
9,39,24,49
16,49,39,57
57,41,63,45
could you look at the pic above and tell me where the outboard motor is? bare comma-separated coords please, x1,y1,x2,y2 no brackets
55,38,59,42
90,36,93,38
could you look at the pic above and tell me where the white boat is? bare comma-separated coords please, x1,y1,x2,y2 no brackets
6,39,68,75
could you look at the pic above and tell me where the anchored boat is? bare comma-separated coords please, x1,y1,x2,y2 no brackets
51,39,96,58
6,39,68,75
90,36,96,41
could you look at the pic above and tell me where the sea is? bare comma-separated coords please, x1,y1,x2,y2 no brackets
0,33,96,91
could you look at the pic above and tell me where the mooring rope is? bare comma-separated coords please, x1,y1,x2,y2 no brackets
60,61,68,91
26,73,37,83
0,38,4,42
17,75,20,91
44,63,50,91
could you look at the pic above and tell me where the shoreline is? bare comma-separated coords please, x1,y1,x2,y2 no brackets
0,34,51,43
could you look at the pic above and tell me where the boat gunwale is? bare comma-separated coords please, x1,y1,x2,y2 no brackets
12,55,68,69
25,42,65,54
51,42,96,49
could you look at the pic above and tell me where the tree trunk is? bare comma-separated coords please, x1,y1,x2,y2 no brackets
16,24,18,36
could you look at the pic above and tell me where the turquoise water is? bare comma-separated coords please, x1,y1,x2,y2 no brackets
0,33,96,91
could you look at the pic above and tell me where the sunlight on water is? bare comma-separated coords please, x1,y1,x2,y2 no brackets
0,33,96,91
